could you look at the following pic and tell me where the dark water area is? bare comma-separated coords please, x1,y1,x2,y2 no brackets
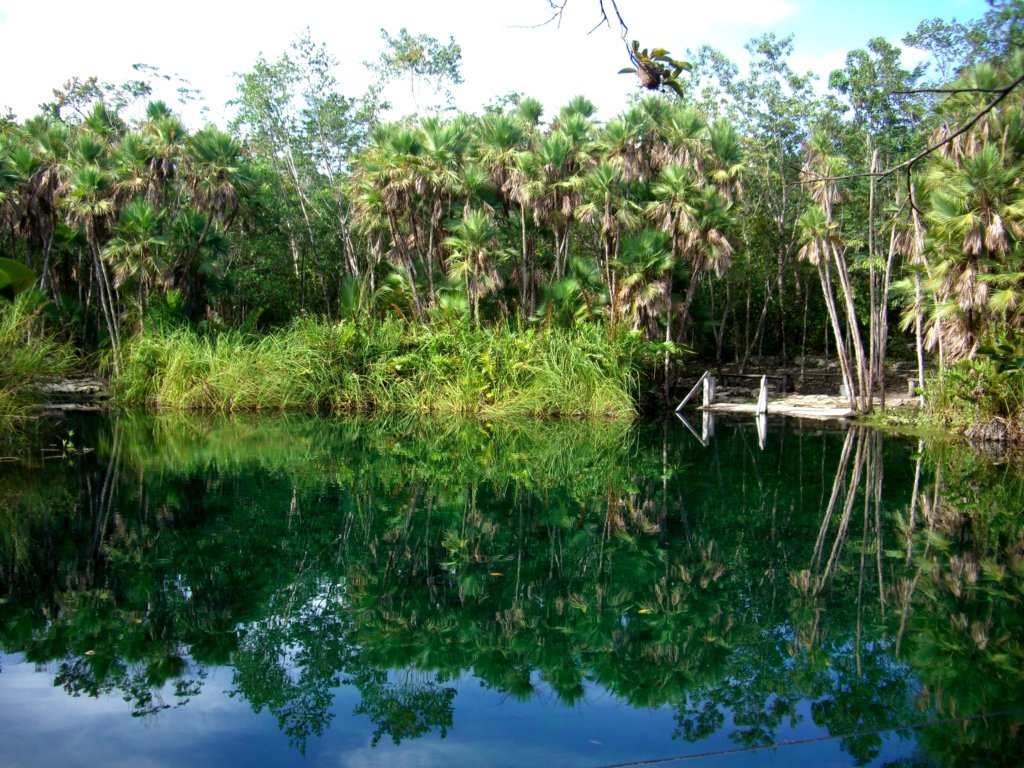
1,413,1022,767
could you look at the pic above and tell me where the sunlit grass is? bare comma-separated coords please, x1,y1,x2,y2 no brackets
119,319,647,418
0,295,78,415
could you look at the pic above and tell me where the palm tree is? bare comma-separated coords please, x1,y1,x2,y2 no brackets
796,205,856,408
648,164,694,392
168,206,229,320
536,256,607,327
184,127,252,234
613,228,673,335
925,142,1024,360
420,116,472,301
801,131,870,411
141,101,188,208
577,160,637,297
682,186,735,323
358,123,428,320
705,119,745,203
531,126,591,281
111,132,156,213
103,198,166,315
7,119,71,296
63,162,120,371
443,208,502,325
509,149,543,314
473,112,525,208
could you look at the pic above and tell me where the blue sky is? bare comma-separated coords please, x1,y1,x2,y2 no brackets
0,0,992,125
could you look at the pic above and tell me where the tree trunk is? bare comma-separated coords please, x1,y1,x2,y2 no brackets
866,147,879,410
914,274,926,406
817,257,855,409
829,241,869,412
92,243,121,376
285,147,332,320
877,220,898,411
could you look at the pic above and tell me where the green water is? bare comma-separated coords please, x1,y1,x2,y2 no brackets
1,414,1022,767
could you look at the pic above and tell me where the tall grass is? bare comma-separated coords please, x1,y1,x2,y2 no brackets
119,319,648,418
0,295,78,415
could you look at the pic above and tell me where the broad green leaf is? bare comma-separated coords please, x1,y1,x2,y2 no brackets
0,258,37,302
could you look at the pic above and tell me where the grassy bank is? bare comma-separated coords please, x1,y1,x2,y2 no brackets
118,319,655,418
925,354,1024,443
0,295,77,416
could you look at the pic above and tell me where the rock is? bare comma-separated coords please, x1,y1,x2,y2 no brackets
39,377,109,396
966,417,1009,443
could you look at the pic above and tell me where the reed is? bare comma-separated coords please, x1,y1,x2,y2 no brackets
0,295,78,415
118,319,647,418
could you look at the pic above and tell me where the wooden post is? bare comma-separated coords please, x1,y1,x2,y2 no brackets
702,411,715,443
702,375,716,407
756,375,768,415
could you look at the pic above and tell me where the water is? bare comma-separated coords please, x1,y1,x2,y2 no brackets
1,413,1021,767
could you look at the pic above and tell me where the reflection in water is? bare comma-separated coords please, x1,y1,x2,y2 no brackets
0,414,1023,765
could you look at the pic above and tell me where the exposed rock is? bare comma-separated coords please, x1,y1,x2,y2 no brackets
39,378,109,396
965,417,1010,444
38,377,111,410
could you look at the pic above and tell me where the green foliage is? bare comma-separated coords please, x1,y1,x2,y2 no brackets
369,27,464,115
5,11,1024,420
619,40,693,97
929,336,1024,438
0,293,78,413
119,319,649,418
0,258,36,302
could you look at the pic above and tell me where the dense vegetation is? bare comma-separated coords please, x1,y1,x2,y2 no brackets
1,4,1023,427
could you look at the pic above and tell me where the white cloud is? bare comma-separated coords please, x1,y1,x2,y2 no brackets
0,0,802,125
0,0,990,127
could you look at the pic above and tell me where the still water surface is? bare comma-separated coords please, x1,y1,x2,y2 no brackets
1,414,1021,767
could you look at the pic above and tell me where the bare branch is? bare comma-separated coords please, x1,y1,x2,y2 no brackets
534,1,630,36
891,86,1009,95
798,71,1024,185
906,172,924,218
593,0,630,37
515,1,568,29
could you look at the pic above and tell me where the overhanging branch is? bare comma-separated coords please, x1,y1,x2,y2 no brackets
798,71,1024,185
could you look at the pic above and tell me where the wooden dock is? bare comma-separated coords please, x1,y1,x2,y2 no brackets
701,394,854,420
676,372,919,422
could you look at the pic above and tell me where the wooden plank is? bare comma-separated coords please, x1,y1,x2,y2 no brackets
675,371,708,412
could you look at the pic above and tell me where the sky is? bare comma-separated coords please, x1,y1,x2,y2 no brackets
0,0,992,127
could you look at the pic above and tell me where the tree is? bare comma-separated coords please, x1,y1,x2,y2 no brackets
444,208,503,325
369,28,464,116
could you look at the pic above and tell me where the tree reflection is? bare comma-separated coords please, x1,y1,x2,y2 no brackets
0,414,1021,763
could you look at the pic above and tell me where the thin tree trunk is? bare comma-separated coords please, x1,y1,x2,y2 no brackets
386,212,426,322
92,244,121,376
519,206,530,312
877,221,899,411
914,274,926,405
664,273,673,401
829,241,869,411
285,147,332,320
818,257,855,409
680,271,701,345
741,277,771,372
867,147,879,410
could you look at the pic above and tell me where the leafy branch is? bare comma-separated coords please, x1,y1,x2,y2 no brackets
619,40,693,97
